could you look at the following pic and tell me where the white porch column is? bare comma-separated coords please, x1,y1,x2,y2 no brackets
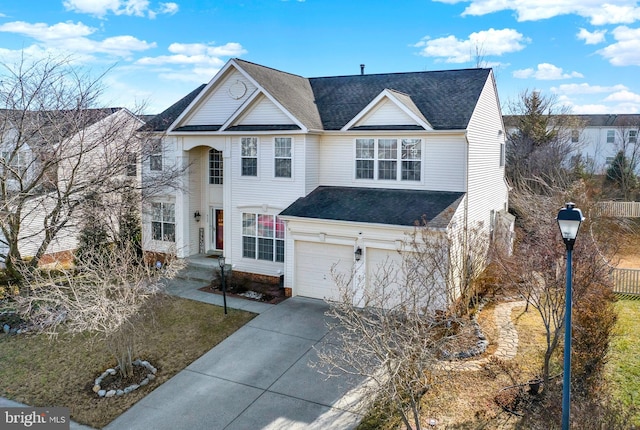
175,150,190,258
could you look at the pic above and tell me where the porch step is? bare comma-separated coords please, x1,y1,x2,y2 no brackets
175,264,216,283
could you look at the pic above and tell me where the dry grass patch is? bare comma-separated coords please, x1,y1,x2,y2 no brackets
358,301,550,429
0,295,254,428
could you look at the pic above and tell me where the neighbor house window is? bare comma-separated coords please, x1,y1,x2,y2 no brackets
274,137,292,178
1,151,28,176
242,213,284,262
607,130,615,143
571,129,579,143
629,130,637,144
355,138,422,181
241,137,258,176
151,202,175,242
126,152,137,176
149,139,162,171
209,149,223,184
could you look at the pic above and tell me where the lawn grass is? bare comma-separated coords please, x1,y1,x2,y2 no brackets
0,295,255,428
606,297,640,425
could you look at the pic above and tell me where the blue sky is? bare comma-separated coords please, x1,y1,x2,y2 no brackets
1,0,640,115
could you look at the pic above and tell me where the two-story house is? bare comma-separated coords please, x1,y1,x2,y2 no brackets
0,108,144,266
142,59,510,302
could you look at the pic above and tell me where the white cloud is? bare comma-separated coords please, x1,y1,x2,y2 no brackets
433,0,640,25
0,21,95,40
138,42,246,66
0,20,155,58
63,0,177,19
577,28,606,44
512,63,583,80
598,26,640,66
414,28,528,63
603,89,640,103
552,83,628,94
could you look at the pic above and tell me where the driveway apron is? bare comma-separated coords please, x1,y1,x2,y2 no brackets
105,297,367,430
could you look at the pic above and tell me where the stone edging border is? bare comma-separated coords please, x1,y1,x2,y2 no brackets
92,359,157,398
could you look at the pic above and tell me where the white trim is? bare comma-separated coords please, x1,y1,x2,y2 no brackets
341,89,433,131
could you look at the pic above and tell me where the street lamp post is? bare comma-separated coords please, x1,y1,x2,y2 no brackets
219,256,227,315
556,202,585,430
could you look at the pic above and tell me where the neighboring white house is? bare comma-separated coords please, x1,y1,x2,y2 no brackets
0,108,144,264
504,114,640,175
142,58,510,302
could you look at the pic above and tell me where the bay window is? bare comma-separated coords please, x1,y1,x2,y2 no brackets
242,213,285,262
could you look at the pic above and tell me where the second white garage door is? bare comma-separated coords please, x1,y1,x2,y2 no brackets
295,241,353,301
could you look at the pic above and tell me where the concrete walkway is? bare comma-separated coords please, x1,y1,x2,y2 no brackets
1,262,527,429
105,296,367,430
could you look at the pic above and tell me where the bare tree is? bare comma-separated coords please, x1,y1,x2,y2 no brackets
316,222,491,429
504,90,585,193
14,241,184,378
495,183,617,388
0,54,185,278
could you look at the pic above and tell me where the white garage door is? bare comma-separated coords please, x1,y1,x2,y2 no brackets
295,241,353,300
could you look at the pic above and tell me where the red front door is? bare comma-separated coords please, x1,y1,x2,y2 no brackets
215,209,224,250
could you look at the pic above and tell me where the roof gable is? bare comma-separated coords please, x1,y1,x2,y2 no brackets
342,88,432,131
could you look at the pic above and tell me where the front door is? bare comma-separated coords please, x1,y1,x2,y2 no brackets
213,209,223,250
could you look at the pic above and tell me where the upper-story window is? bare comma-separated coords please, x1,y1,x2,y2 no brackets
241,137,258,176
571,129,579,143
274,137,292,178
499,143,505,167
149,139,162,171
355,138,421,181
1,150,28,176
126,152,137,177
209,148,223,184
606,130,615,144
629,130,637,144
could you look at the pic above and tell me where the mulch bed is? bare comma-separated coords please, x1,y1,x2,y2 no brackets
199,281,287,305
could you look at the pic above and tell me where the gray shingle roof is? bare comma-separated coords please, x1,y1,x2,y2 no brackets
141,84,206,132
309,68,490,130
146,60,492,133
503,114,640,128
279,186,465,228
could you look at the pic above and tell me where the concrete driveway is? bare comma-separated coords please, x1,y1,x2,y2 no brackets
105,297,368,430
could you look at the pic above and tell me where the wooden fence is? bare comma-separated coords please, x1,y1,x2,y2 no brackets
595,201,640,218
611,268,640,295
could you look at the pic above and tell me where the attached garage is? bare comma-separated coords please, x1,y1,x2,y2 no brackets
294,241,353,300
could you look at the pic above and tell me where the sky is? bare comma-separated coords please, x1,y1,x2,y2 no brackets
1,0,640,115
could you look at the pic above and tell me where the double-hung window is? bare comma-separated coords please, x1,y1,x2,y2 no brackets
149,139,162,171
151,202,175,242
241,137,258,176
355,139,375,179
629,130,637,144
126,152,137,176
209,149,223,184
242,213,284,262
274,138,292,178
607,130,615,144
1,151,28,176
355,138,421,181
